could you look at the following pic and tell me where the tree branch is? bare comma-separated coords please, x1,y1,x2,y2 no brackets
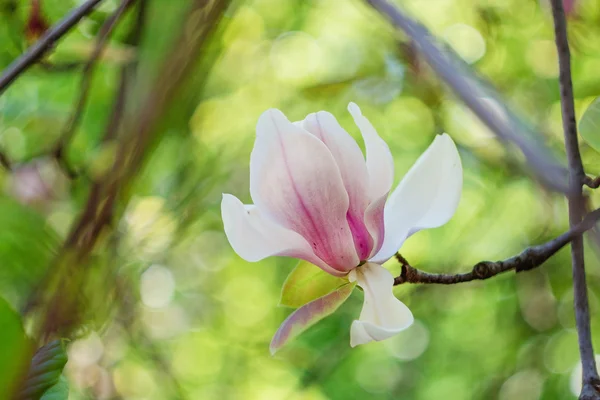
364,0,570,193
100,0,147,144
29,0,230,341
550,0,600,397
0,0,105,94
53,0,135,178
394,208,600,286
0,150,11,170
584,176,600,189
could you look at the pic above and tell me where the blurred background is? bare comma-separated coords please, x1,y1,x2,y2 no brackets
2,0,600,398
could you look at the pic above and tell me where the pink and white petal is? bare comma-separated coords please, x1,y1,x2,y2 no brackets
364,194,387,259
221,194,342,276
250,109,359,271
302,111,372,260
270,283,355,355
347,102,395,203
371,133,463,264
348,263,413,347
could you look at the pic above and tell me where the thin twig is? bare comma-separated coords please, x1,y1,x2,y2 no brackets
394,208,600,285
0,151,11,170
550,0,600,397
101,0,147,143
584,176,600,189
364,0,570,193
0,0,105,94
39,60,82,72
53,0,135,178
30,0,230,341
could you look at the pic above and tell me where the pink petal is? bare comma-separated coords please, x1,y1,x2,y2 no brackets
364,195,387,259
221,194,343,276
347,103,395,255
250,109,359,272
302,111,372,260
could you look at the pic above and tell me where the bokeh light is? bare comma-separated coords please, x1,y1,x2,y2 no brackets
1,0,598,398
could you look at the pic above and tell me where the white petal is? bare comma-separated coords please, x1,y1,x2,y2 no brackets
221,194,343,276
347,102,394,203
371,133,462,264
348,263,413,347
302,111,373,260
250,109,359,271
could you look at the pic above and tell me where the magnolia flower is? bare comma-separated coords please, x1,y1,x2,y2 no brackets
222,102,462,348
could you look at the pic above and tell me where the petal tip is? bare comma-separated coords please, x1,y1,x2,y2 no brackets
257,108,288,132
436,132,458,148
269,344,277,356
347,102,361,117
350,320,371,347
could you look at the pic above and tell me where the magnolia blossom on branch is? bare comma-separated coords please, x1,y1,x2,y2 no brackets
222,102,463,349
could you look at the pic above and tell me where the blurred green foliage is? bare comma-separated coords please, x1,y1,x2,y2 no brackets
0,298,30,399
1,0,600,399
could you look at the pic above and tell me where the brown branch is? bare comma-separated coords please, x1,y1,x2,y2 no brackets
38,60,82,72
550,0,600,397
0,151,11,170
394,208,600,285
364,0,570,193
53,0,135,178
30,0,230,341
101,0,147,144
0,0,105,94
19,0,144,321
584,176,600,189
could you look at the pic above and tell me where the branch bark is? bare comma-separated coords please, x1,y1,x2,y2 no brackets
53,0,136,178
0,150,11,170
394,208,600,285
27,0,230,341
584,176,600,189
364,0,570,193
550,0,600,397
0,0,105,94
365,0,599,395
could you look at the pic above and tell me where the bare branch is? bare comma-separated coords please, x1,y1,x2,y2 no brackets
53,0,136,178
0,0,105,94
394,208,600,286
102,0,148,143
364,0,570,193
550,0,600,397
30,0,230,341
0,151,11,170
584,176,600,189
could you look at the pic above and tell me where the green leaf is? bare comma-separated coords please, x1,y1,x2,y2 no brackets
280,261,349,308
270,282,356,354
579,97,600,152
0,198,60,309
18,339,69,400
0,297,31,399
39,375,69,400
